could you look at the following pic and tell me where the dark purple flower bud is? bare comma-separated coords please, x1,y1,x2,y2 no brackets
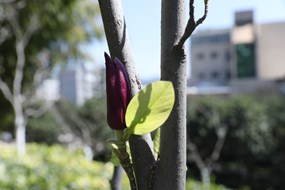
104,52,132,130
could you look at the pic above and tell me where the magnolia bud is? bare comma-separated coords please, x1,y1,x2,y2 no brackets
104,52,132,130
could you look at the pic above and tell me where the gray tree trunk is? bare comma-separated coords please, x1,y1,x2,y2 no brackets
98,1,155,189
155,0,187,189
110,166,123,190
14,100,26,156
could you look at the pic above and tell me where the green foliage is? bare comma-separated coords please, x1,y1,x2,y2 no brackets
187,96,271,162
26,112,60,145
125,81,175,136
186,95,285,189
55,97,112,161
0,143,113,190
223,96,272,157
0,0,102,87
186,179,230,190
0,143,226,190
0,97,14,132
0,0,103,131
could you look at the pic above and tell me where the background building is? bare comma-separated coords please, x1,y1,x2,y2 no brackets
59,64,97,105
36,78,60,102
189,10,285,94
189,29,231,87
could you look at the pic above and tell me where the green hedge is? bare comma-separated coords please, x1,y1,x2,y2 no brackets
0,143,229,190
187,95,285,189
0,143,113,190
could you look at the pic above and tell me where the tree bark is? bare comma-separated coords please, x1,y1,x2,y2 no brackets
155,0,187,189
110,166,123,190
98,1,155,189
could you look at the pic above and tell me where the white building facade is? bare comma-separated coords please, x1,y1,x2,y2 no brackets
189,10,285,94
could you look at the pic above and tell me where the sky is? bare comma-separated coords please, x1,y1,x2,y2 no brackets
92,0,285,81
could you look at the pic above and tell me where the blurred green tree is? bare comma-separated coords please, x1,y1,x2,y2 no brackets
187,96,273,189
52,97,112,161
0,0,103,155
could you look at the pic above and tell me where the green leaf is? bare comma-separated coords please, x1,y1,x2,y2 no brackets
125,81,175,135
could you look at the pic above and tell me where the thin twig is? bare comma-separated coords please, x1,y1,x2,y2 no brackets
24,101,53,118
0,77,13,104
188,140,205,170
210,125,227,163
196,0,209,27
175,0,209,49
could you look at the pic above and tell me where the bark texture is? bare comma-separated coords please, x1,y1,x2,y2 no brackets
155,0,187,189
98,1,155,189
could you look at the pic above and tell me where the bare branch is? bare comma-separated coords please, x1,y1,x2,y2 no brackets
176,0,209,49
0,27,11,46
50,106,73,134
0,77,13,104
196,1,209,27
53,103,93,146
5,6,22,41
24,101,53,118
24,68,51,104
188,140,205,170
210,125,227,163
22,15,39,48
68,111,93,145
5,12,39,97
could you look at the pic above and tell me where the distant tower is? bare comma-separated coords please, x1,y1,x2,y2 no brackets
59,64,96,105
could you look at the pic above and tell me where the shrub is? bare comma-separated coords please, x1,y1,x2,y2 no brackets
0,143,113,190
0,143,230,190
26,112,60,145
187,95,272,189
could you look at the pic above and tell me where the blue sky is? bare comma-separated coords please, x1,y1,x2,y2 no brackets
92,0,285,80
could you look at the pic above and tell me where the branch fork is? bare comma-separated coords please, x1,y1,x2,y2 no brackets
175,0,209,50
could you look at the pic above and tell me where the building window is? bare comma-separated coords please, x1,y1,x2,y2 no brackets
225,50,231,62
210,51,218,59
196,52,205,60
236,43,256,78
198,72,205,80
226,70,231,79
211,71,219,79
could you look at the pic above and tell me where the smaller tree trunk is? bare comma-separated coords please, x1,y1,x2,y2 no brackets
201,167,211,190
110,166,124,190
15,110,26,156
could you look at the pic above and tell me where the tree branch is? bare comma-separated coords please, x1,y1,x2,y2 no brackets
210,125,227,163
188,140,205,170
24,101,53,118
0,77,14,104
22,15,39,48
176,0,209,49
0,27,11,46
